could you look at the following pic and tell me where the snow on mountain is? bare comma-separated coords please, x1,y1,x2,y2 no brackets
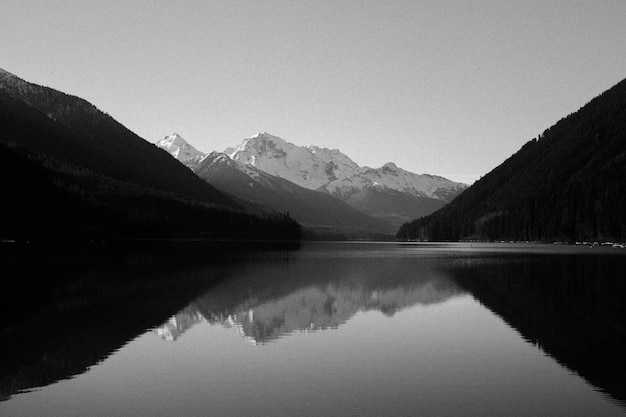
155,130,467,230
318,162,468,228
227,132,363,189
193,151,394,233
156,133,204,164
225,133,466,199
324,162,468,202
196,150,280,189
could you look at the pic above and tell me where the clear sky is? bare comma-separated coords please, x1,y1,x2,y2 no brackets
2,1,626,184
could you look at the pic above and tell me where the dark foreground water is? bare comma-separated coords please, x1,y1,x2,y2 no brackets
1,242,625,416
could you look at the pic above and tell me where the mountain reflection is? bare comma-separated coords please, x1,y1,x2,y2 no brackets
0,241,297,401
156,272,462,344
3,242,626,412
448,253,626,407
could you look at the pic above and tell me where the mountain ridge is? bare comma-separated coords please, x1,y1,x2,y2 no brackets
227,132,364,189
193,150,396,235
158,131,467,229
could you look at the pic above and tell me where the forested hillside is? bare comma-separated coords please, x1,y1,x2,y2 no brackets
0,70,300,241
0,68,237,208
397,77,626,242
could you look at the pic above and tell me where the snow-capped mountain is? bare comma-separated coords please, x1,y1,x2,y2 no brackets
226,132,466,200
320,163,467,227
324,162,467,201
156,133,204,164
157,131,468,231
227,132,363,189
193,151,394,234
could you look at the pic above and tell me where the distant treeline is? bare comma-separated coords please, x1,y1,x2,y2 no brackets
398,77,626,242
0,143,301,241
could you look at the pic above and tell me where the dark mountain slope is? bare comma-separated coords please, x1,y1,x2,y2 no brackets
0,142,300,240
0,68,237,208
0,69,300,240
398,77,626,242
194,153,395,235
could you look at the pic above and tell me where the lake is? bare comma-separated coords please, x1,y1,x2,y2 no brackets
1,241,625,416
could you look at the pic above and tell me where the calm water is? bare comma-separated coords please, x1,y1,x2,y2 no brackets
1,242,625,416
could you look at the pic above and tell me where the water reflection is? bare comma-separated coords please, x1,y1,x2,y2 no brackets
153,245,626,409
2,242,626,416
447,253,626,407
156,270,462,344
0,241,297,401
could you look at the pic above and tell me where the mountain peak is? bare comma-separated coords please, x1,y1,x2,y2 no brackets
228,133,362,189
325,162,467,202
250,132,282,141
156,133,204,164
204,150,232,164
248,132,288,146
158,132,186,145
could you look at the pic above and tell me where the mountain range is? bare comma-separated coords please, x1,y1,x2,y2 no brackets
157,132,467,235
193,150,393,235
3,64,624,242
